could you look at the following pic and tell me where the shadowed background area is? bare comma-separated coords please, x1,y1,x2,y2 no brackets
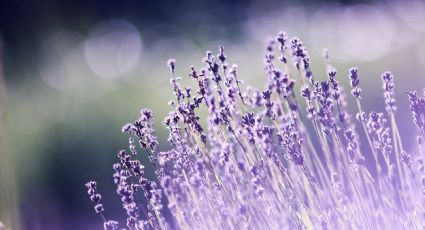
1,0,425,229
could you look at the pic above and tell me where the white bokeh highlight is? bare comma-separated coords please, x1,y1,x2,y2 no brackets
84,19,142,79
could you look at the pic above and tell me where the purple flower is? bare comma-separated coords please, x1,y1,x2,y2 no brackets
349,67,362,98
167,59,176,73
407,91,425,134
85,181,104,213
86,31,425,230
94,204,104,213
382,71,397,113
103,220,119,230
401,151,412,168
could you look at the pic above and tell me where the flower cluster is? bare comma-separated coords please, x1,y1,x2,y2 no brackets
87,31,425,229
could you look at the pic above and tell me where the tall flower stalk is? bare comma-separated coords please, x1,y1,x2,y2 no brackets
86,31,425,229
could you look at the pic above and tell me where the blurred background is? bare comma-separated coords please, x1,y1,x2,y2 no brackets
1,0,425,229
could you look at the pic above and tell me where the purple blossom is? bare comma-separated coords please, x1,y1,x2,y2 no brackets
349,67,361,98
382,71,397,113
167,59,176,73
407,91,425,134
86,31,425,230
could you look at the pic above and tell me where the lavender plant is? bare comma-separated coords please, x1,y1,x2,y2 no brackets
86,31,425,229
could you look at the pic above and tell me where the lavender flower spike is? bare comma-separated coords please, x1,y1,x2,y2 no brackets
86,31,425,230
382,71,396,113
349,67,361,98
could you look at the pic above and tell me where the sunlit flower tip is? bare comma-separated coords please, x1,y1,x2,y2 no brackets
121,123,133,133
85,181,97,189
218,46,226,63
276,31,287,44
90,194,102,203
104,220,119,230
94,204,104,213
301,86,311,100
401,151,412,168
167,59,176,73
327,67,337,78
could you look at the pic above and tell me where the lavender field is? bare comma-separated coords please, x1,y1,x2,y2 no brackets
86,33,425,229
1,0,425,229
